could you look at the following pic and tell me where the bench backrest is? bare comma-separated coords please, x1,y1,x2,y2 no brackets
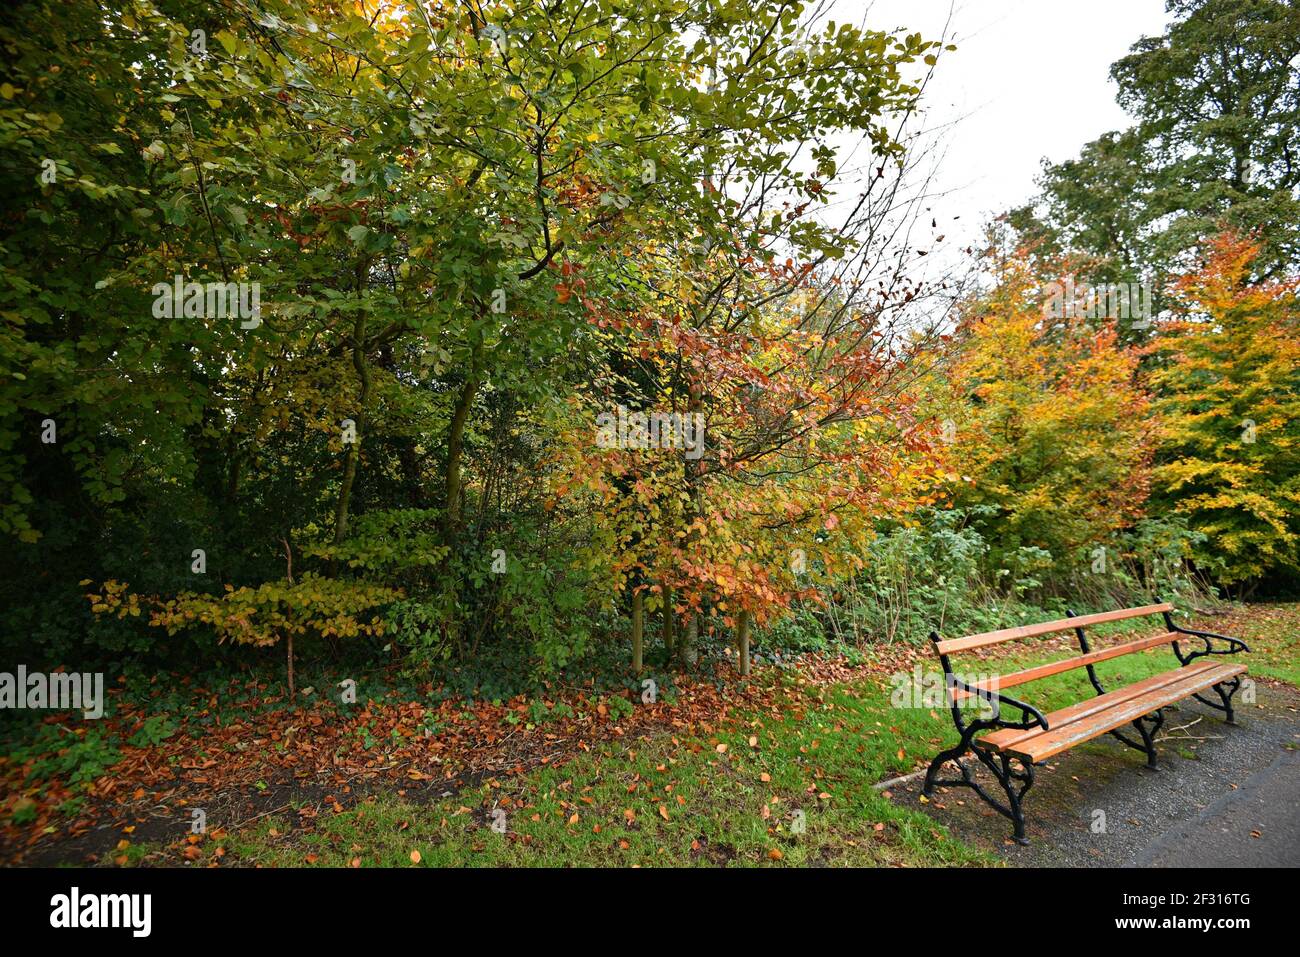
932,603,1176,701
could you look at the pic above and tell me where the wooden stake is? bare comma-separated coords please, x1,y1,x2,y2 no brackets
631,589,644,675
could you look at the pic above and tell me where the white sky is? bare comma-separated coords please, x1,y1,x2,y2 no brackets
834,0,1172,258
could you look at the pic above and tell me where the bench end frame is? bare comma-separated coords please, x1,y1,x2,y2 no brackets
1161,602,1250,724
922,631,1047,844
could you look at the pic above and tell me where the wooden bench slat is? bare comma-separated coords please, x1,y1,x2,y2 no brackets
934,603,1174,656
949,631,1182,700
976,660,1222,751
999,662,1246,762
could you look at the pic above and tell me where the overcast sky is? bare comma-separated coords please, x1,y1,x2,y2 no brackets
835,0,1172,258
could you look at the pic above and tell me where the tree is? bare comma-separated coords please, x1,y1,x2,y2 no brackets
1015,0,1300,291
1147,232,1300,589
942,253,1156,583
3,0,953,682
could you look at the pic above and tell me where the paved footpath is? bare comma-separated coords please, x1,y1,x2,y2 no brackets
890,681,1300,867
1135,743,1300,867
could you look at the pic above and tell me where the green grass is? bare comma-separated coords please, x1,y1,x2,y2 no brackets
1215,603,1300,687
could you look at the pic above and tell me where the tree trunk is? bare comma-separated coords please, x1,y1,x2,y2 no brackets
443,358,481,541
286,632,296,699
681,612,698,666
678,386,704,668
661,584,675,655
737,610,751,677
631,588,644,675
438,341,482,653
225,449,242,503
333,310,372,545
282,538,297,698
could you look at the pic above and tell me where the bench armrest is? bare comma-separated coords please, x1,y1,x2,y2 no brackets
1168,622,1250,663
947,675,1050,732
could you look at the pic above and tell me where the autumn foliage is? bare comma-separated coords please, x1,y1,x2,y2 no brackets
1147,234,1300,586
3,0,1297,698
941,256,1156,578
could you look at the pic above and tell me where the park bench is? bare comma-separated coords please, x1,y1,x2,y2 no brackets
922,602,1248,844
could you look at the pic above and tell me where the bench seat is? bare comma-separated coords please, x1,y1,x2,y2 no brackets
975,660,1247,762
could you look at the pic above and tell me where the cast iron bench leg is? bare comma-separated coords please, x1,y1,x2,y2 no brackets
1109,709,1164,769
1193,676,1242,725
924,745,1036,845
